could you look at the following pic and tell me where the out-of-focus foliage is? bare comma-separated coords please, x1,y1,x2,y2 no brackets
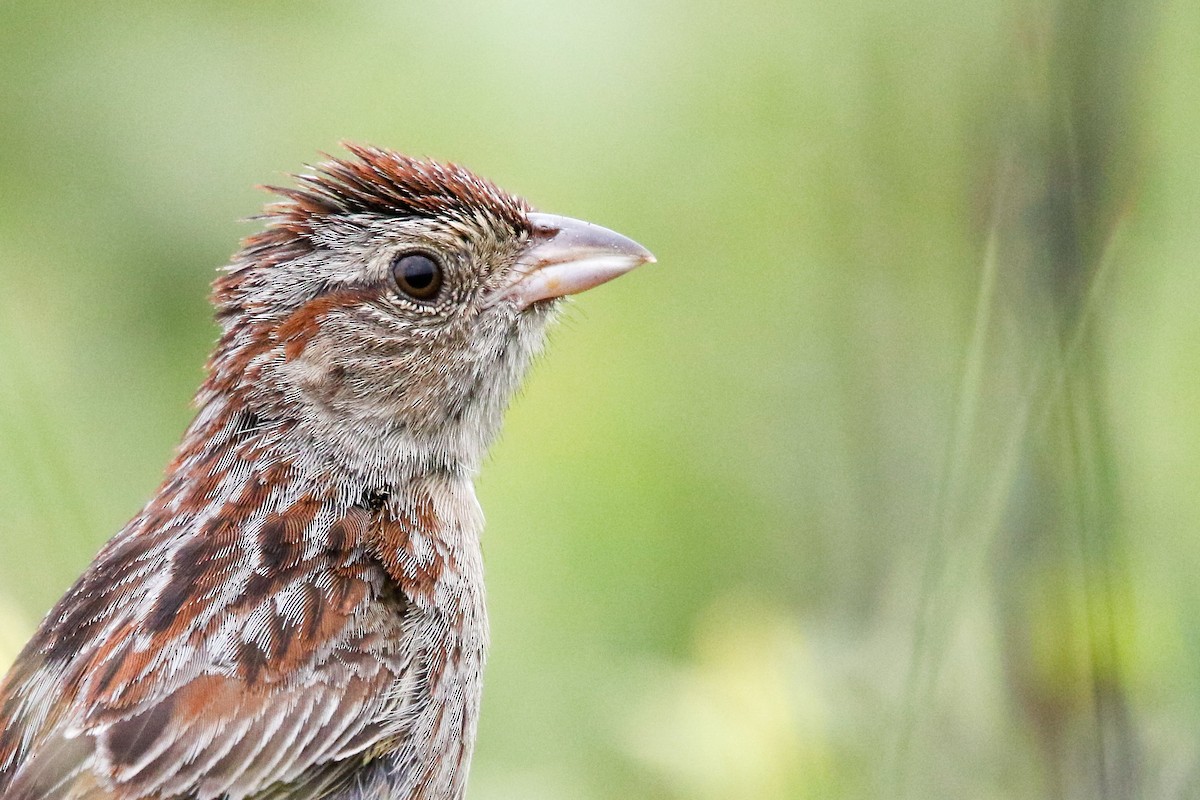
1,1,1197,798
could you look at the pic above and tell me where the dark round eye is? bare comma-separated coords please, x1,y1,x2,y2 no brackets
391,252,443,301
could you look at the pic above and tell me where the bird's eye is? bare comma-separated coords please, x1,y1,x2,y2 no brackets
391,252,443,301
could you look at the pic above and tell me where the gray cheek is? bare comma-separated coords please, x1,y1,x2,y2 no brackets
274,303,554,441
277,341,351,409
313,340,449,432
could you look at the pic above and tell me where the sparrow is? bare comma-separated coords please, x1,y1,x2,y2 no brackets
0,143,653,800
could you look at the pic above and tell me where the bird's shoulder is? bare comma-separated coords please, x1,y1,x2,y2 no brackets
0,480,428,800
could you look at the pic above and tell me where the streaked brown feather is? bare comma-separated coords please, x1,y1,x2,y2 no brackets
0,502,417,800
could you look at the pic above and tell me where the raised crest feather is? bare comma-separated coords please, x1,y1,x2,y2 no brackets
262,143,529,241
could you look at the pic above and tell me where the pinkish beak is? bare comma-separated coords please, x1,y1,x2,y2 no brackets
492,212,655,310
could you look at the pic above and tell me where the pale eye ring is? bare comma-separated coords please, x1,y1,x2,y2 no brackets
391,252,443,301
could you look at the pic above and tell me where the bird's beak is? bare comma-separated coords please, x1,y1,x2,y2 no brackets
490,212,655,310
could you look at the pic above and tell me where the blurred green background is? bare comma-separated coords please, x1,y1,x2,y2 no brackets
1,1,1198,798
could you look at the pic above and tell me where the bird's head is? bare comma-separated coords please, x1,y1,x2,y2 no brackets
200,143,653,478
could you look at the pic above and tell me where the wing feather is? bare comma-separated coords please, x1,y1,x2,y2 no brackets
0,504,415,800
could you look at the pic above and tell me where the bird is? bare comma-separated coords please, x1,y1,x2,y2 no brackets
0,143,654,800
